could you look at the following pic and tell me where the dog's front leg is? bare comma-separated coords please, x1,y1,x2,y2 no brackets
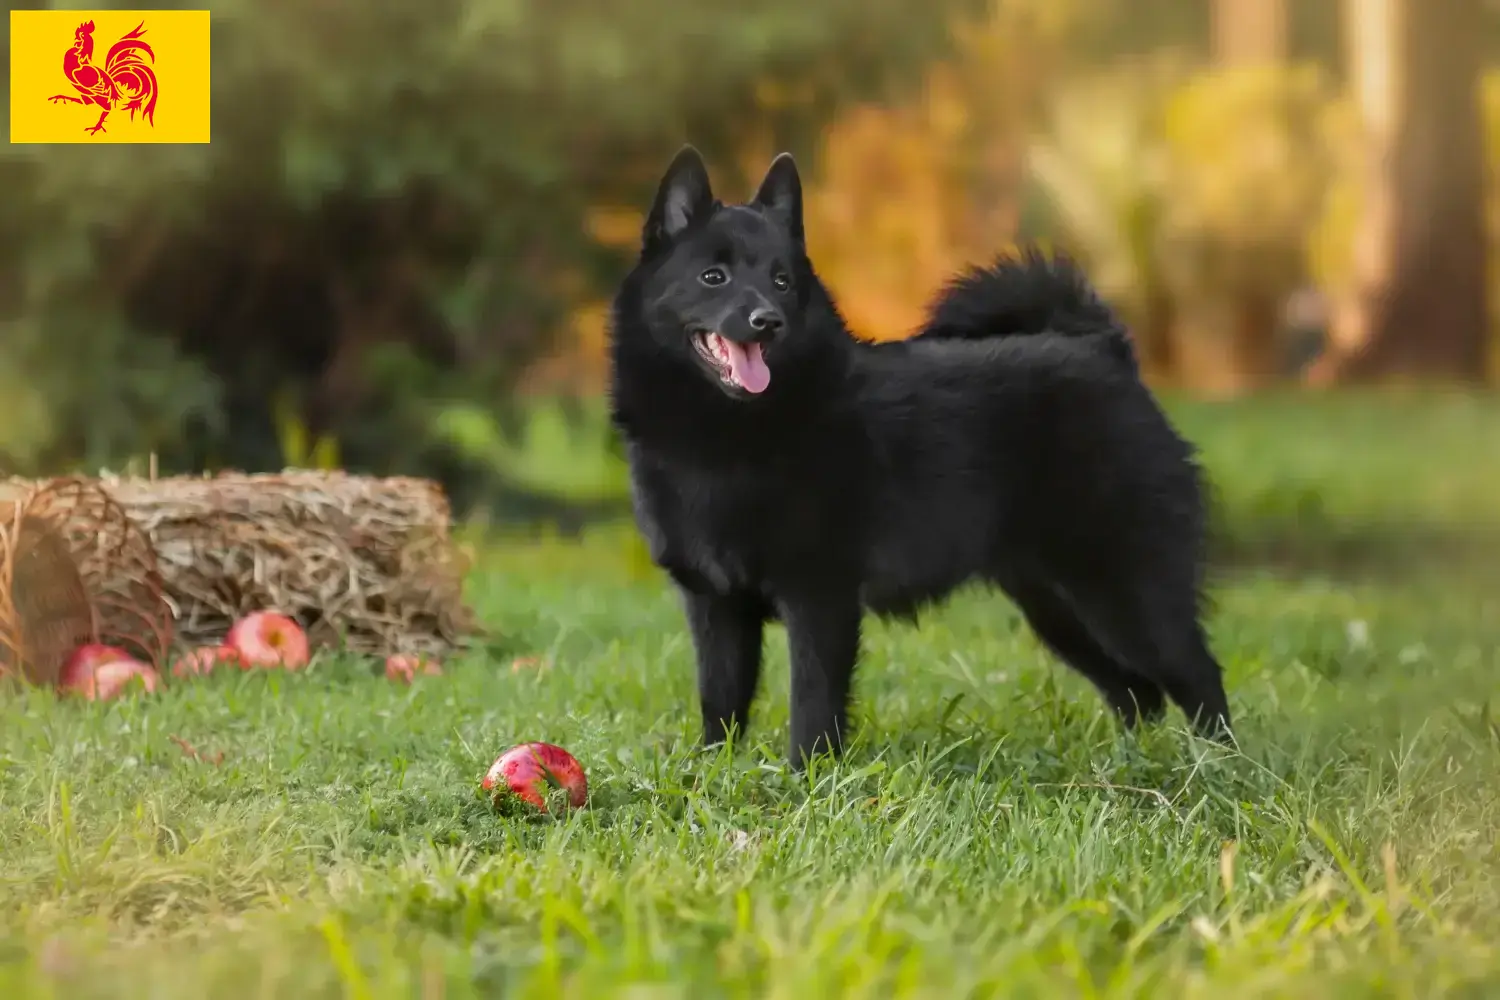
682,589,766,747
781,591,861,766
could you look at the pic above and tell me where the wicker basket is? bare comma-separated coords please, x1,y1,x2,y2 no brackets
0,478,174,685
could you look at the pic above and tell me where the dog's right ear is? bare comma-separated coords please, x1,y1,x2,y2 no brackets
751,152,804,247
643,145,714,254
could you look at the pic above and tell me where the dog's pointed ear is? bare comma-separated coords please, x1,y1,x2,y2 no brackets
752,152,804,246
643,145,714,254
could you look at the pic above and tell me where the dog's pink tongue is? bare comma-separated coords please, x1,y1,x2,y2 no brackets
723,339,770,394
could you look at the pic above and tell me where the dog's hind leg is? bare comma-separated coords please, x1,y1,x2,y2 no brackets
683,590,768,747
1134,617,1233,743
1007,580,1167,727
1053,572,1233,744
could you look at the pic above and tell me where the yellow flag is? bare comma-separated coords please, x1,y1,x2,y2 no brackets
9,10,210,144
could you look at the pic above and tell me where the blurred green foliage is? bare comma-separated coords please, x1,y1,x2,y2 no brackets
0,0,975,496
1158,62,1335,301
1026,54,1187,374
4,0,1498,510
431,397,626,503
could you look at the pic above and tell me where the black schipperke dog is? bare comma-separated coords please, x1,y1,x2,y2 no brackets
608,146,1232,766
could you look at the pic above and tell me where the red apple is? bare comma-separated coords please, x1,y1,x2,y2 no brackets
482,742,588,812
59,643,159,700
93,658,161,699
384,653,442,684
226,612,310,670
59,643,132,693
171,644,243,678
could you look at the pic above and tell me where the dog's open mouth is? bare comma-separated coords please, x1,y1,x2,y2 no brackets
692,330,770,394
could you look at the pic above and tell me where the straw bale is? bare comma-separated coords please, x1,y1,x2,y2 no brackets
91,470,476,658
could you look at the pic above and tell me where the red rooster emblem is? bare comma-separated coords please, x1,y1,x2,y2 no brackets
47,20,159,136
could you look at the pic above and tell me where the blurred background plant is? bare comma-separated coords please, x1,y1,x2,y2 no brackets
1,0,1496,542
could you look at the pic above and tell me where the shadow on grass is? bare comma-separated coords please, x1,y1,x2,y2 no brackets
481,484,633,535
474,474,1500,590
1209,518,1500,586
489,501,1500,592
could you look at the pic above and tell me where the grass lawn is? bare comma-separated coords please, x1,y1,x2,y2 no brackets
2,392,1499,998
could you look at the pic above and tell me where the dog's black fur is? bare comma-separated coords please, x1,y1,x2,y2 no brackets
608,146,1232,765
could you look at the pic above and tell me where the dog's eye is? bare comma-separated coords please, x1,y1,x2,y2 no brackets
772,271,790,292
699,267,729,287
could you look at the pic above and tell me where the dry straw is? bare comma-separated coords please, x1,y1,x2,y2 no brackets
1,471,476,681
99,470,478,658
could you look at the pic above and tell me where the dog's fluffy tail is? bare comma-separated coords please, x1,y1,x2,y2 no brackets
916,249,1137,369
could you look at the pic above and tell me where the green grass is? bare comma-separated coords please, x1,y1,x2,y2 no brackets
3,392,1500,998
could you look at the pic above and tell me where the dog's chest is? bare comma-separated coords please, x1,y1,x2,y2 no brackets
630,456,820,593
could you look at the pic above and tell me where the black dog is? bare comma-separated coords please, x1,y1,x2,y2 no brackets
608,146,1232,765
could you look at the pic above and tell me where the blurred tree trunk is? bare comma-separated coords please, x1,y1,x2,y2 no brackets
1137,280,1178,384
1313,0,1489,383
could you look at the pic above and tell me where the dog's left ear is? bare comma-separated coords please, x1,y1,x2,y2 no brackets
643,145,715,255
752,152,804,247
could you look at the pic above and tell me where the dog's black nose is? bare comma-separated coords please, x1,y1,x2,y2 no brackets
748,307,783,333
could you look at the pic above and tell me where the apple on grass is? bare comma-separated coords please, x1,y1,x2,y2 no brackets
59,643,160,701
226,612,310,669
171,644,243,678
482,742,588,813
385,653,443,684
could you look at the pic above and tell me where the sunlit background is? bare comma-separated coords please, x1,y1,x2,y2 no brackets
2,0,1497,574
